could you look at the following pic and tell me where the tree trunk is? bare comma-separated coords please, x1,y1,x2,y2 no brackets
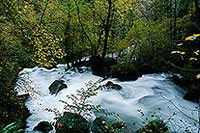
102,0,112,60
75,0,94,56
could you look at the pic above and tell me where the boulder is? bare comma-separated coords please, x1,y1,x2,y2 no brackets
90,56,117,77
138,65,158,74
111,64,142,81
72,60,90,68
48,80,68,95
55,112,90,133
116,73,142,81
105,81,122,90
184,88,200,103
90,56,104,76
33,121,53,133
171,75,200,103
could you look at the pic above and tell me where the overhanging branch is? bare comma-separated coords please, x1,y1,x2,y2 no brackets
169,62,200,72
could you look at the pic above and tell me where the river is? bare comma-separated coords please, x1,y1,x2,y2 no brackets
15,65,199,132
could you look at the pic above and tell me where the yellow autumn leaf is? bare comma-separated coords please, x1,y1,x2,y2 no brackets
194,52,199,55
57,123,60,127
193,34,200,37
197,74,200,79
185,34,199,41
171,51,176,54
189,58,197,61
104,126,109,129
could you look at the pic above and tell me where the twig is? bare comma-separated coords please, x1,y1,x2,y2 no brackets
169,62,200,72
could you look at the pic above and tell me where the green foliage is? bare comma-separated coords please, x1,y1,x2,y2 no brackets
58,79,114,117
55,112,90,133
1,0,66,67
2,120,24,133
45,79,115,132
171,34,200,78
170,34,200,102
0,0,200,131
133,108,170,133
115,0,200,77
0,15,29,127
0,0,67,128
111,63,138,75
116,16,178,73
0,57,29,128
106,115,128,133
136,119,169,133
91,117,111,133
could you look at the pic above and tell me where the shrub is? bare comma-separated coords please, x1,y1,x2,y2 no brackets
136,119,169,133
2,120,24,133
55,112,90,133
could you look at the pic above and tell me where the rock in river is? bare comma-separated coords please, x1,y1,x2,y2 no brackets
105,81,122,90
48,80,68,95
33,121,53,133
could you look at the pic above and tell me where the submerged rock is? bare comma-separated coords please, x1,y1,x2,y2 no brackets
48,80,68,95
33,121,53,133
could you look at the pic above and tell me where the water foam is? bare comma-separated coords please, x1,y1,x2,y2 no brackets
15,66,199,132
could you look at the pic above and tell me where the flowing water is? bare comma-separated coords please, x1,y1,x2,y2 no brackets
15,65,199,132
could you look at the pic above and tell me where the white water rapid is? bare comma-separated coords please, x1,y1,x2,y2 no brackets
15,65,199,132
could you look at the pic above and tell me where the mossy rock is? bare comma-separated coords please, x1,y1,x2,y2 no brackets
105,81,122,90
55,112,90,133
